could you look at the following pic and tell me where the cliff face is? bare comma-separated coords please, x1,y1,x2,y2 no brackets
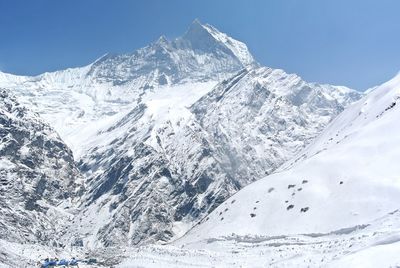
0,89,83,245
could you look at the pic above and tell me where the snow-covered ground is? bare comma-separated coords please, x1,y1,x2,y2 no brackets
117,210,400,268
3,209,400,267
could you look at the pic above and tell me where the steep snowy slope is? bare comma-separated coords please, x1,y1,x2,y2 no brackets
0,89,83,251
179,73,400,243
192,67,360,178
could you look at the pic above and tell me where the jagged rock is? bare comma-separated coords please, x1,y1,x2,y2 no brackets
0,89,83,245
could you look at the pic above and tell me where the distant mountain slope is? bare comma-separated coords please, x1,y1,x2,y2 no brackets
191,67,360,180
179,73,400,243
0,89,83,246
88,19,256,85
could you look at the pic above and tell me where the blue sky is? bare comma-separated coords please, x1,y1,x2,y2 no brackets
0,0,399,90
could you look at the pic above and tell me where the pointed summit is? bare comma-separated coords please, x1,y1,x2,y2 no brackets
88,19,256,84
182,19,215,47
187,18,206,32
181,20,255,67
191,18,203,27
187,18,210,34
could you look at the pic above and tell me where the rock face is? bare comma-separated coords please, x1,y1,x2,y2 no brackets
0,20,363,248
73,101,240,246
0,89,83,245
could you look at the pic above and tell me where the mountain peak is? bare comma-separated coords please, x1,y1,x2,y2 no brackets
181,20,255,66
182,19,214,45
85,19,257,85
191,18,203,28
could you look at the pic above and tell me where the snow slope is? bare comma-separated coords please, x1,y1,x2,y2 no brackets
117,209,400,268
179,72,400,242
3,209,400,267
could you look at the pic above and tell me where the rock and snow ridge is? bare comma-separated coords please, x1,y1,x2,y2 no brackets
0,19,369,265
191,67,361,180
0,89,83,261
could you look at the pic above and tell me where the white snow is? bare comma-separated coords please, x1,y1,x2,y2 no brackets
116,210,400,267
201,22,255,66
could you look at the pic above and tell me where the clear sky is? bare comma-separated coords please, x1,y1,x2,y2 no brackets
0,0,399,90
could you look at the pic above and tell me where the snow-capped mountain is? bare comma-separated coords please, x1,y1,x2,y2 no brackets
0,89,83,251
0,20,362,250
179,72,400,245
0,19,255,155
88,19,256,86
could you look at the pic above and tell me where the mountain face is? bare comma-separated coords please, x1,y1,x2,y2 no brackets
0,89,83,246
179,73,400,244
191,67,360,179
0,20,362,248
